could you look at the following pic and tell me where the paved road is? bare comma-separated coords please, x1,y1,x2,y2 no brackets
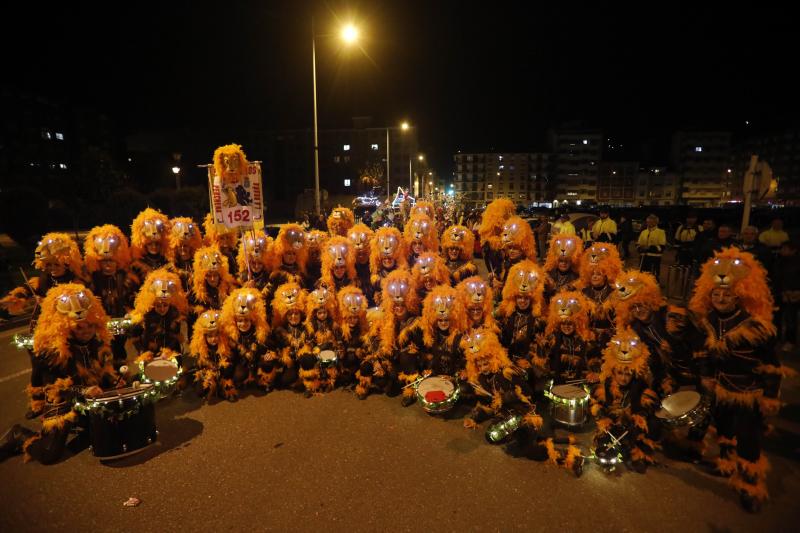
1,324,799,533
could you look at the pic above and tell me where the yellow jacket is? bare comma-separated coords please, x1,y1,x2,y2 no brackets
637,227,666,256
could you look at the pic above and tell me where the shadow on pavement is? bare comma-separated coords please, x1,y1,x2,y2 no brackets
101,415,204,468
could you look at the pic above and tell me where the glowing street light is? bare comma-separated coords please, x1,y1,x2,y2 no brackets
401,122,410,131
312,20,361,214
171,166,181,190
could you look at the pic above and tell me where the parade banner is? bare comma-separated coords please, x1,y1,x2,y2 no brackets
207,157,264,233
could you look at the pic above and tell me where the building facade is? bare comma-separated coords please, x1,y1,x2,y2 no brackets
671,131,732,206
453,152,552,209
548,129,603,205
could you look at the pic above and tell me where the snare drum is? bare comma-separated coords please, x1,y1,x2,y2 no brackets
139,358,181,397
318,350,338,367
85,384,158,460
416,375,460,414
548,384,590,427
656,390,710,429
485,413,524,444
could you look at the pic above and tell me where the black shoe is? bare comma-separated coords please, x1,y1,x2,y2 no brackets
632,459,648,474
401,395,415,407
740,492,762,514
573,456,585,478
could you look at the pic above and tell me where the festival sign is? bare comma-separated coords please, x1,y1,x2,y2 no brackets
207,144,264,232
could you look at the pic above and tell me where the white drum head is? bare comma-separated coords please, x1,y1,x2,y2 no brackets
145,359,179,382
319,350,337,363
551,384,587,400
659,390,701,417
417,376,455,397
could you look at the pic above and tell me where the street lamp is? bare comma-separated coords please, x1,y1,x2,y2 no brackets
386,120,413,202
312,20,359,215
171,166,181,191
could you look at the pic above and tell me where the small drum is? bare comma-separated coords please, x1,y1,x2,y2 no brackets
86,384,158,460
549,384,590,427
656,390,710,429
318,350,338,367
416,375,460,414
143,359,180,382
485,413,524,444
12,333,34,351
107,317,132,336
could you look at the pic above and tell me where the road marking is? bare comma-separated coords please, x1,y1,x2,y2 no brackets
0,368,30,384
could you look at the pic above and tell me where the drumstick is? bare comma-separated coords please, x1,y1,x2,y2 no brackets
469,381,493,397
402,376,425,389
113,366,129,388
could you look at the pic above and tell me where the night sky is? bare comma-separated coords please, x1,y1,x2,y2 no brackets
4,1,797,172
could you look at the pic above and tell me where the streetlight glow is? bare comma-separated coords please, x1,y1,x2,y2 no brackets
418,154,424,161
171,166,180,175
341,24,359,44
401,122,410,131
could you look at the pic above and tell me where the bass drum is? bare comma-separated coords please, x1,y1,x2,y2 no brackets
87,384,158,461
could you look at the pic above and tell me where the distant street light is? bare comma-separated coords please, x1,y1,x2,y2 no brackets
313,20,360,215
401,122,410,131
172,166,181,191
388,121,413,199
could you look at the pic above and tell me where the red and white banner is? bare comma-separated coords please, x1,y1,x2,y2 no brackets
207,162,264,232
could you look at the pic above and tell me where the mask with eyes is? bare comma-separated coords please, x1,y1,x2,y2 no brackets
171,220,197,243
513,265,539,294
305,230,326,251
464,278,487,307
348,224,372,255
615,273,647,301
552,236,579,259
707,255,749,289
197,310,220,333
309,287,331,307
233,291,257,317
56,288,93,321
432,292,456,320
142,217,166,241
416,254,436,278
92,233,121,260
326,240,349,268
587,243,612,264
554,294,581,320
386,276,410,305
501,220,521,249
150,276,178,300
197,248,222,272
339,288,366,316
608,330,645,364
408,217,431,243
285,227,306,250
35,235,70,264
377,231,400,257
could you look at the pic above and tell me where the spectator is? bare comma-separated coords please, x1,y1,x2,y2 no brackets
694,219,718,266
533,213,550,260
314,213,327,231
591,206,617,243
673,212,701,267
714,224,737,249
759,218,790,251
737,225,773,271
552,213,576,236
617,214,633,260
774,241,800,351
637,214,666,279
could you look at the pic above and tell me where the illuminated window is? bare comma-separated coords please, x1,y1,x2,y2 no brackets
343,144,351,151
55,132,64,140
41,129,51,140
344,179,351,187
695,146,703,152
371,144,379,150
582,139,588,145
59,163,67,169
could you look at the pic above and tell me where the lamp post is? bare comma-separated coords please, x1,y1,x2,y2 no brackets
312,20,359,215
171,166,181,191
386,121,410,203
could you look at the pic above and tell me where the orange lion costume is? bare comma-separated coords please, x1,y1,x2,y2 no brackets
404,214,439,266
190,310,233,400
319,235,357,293
496,259,547,368
190,245,237,314
236,230,272,291
457,275,498,335
130,268,187,364
219,288,270,396
441,224,478,284
369,227,408,304
411,251,450,300
327,206,355,237
168,217,204,291
203,213,240,277
130,208,171,279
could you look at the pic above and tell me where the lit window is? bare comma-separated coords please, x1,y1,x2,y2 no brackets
343,144,351,151
344,179,351,187
487,184,493,189
334,156,341,163
695,146,703,152
128,157,132,162
582,139,588,145
371,144,379,150
55,132,64,140
59,163,67,169
41,130,51,140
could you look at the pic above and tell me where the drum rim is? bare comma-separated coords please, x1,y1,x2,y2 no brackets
91,383,154,403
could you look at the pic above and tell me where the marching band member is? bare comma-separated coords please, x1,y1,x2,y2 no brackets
203,214,240,278
237,230,272,293
347,223,375,305
591,329,660,474
129,268,187,364
130,208,171,283
319,236,357,293
496,216,537,293
369,226,408,306
266,282,308,390
336,287,369,386
220,288,269,399
304,229,327,287
266,223,308,303
456,275,499,336
689,248,785,512
411,252,450,301
361,269,419,402
441,224,478,285
578,243,623,346
168,217,204,292
83,225,137,367
543,234,583,300
404,213,439,267
478,198,515,283
327,206,355,237
189,245,237,316
297,287,340,395
191,310,233,401
496,260,547,374
540,291,599,384
410,200,436,220
1,285,118,464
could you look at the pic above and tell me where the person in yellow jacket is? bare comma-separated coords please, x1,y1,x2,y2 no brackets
637,214,666,280
552,214,576,236
591,207,617,243
758,218,789,250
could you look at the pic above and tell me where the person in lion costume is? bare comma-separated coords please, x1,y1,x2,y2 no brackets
190,310,234,401
478,198,516,278
190,245,237,315
220,288,269,398
543,234,583,299
129,268,187,364
297,287,339,395
327,206,355,237
369,226,408,305
404,213,439,267
266,282,309,391
236,230,272,293
168,217,204,292
495,259,547,372
411,251,450,301
319,235,357,293
441,224,478,285
203,213,240,277
130,208,171,281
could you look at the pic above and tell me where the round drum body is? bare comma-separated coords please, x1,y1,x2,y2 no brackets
318,350,338,367
87,385,157,460
550,384,590,427
656,390,709,429
416,375,459,414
